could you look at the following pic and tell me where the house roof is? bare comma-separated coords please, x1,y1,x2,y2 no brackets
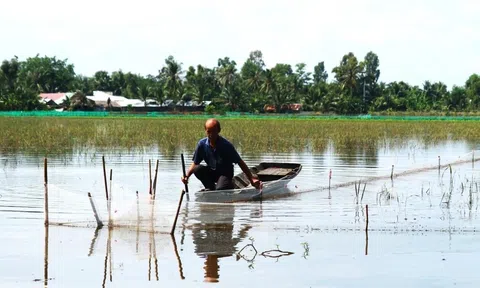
39,92,74,105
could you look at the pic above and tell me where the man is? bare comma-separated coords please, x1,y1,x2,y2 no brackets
181,118,262,191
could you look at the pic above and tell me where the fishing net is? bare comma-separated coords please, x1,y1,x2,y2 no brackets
43,149,480,234
46,183,183,233
260,149,480,234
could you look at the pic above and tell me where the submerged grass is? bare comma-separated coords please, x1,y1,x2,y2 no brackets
1,117,480,156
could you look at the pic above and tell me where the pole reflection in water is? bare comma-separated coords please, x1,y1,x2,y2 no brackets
44,225,49,288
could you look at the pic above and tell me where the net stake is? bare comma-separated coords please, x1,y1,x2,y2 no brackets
171,190,186,235
44,157,49,226
88,192,104,228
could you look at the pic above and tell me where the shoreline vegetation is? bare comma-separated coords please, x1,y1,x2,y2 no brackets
1,50,479,115
2,117,479,156
3,110,480,122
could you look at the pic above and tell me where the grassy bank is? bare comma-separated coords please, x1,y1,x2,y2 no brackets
1,117,480,156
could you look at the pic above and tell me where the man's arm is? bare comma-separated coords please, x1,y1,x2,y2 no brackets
185,162,197,179
238,159,261,189
182,141,203,184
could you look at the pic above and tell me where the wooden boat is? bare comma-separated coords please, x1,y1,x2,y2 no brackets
194,162,302,203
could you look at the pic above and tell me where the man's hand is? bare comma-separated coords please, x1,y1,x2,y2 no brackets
181,175,189,185
251,177,262,190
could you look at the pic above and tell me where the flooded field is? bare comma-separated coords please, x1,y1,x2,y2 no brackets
1,118,480,287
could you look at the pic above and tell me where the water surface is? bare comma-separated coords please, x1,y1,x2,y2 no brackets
1,139,480,287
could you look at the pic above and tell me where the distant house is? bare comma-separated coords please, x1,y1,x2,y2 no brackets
39,92,74,108
263,103,303,113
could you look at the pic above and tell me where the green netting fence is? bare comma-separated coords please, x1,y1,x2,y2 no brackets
1,110,480,121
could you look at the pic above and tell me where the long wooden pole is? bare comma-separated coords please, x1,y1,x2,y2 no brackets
108,169,113,227
102,156,109,201
365,204,369,255
181,154,190,201
44,158,49,226
365,204,369,231
170,190,186,235
88,193,104,228
153,159,159,199
181,154,189,194
149,159,152,196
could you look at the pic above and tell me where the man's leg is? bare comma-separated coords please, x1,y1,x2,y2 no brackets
193,165,216,190
215,175,234,190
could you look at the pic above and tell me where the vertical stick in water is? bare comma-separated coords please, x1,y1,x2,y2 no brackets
171,190,186,235
44,158,49,226
136,191,140,253
88,193,104,228
108,169,113,227
149,159,152,196
365,204,369,255
438,156,441,170
328,169,331,190
109,169,113,197
391,165,394,180
153,159,159,199
365,204,369,231
102,156,109,201
181,153,190,201
473,150,475,167
181,154,189,194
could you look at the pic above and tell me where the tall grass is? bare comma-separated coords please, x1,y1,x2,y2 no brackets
1,117,480,156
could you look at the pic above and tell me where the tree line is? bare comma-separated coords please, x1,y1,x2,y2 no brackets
0,51,479,114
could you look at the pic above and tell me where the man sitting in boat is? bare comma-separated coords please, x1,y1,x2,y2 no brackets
181,118,262,191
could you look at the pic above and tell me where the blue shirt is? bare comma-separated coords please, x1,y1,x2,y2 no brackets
192,136,241,177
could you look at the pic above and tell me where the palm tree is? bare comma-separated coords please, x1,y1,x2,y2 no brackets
161,56,183,102
332,52,365,97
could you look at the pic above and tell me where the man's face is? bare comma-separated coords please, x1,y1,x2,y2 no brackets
205,122,219,140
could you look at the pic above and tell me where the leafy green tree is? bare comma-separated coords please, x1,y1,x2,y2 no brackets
160,55,183,102
17,55,76,93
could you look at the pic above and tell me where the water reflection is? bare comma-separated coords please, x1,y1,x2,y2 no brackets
189,203,258,283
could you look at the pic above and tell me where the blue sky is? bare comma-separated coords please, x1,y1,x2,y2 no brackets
1,0,478,88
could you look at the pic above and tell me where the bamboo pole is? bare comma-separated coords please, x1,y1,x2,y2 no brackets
44,158,49,226
170,190,186,235
181,154,190,201
328,169,331,190
391,165,394,180
365,204,369,255
88,193,104,228
109,169,113,198
153,159,159,199
149,159,152,196
181,154,189,194
365,204,369,231
136,191,140,254
108,169,113,227
102,156,109,201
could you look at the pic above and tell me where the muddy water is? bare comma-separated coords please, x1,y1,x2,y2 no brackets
1,140,480,287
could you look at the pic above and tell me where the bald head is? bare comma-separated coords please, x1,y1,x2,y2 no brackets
204,118,221,141
205,118,221,132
